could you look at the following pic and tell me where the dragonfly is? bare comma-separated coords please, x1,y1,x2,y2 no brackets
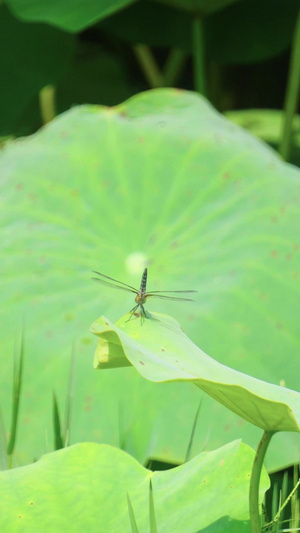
92,267,197,322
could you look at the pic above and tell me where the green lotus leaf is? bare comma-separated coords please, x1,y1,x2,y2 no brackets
0,440,269,532
1,89,300,471
7,0,136,31
226,109,300,166
225,109,300,145
91,313,300,433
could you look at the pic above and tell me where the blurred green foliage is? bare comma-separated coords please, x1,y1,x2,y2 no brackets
2,0,300,141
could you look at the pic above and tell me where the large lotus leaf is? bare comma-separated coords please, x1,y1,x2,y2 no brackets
92,313,300,433
226,109,296,145
1,89,300,471
7,0,240,32
0,5,74,136
0,441,269,532
226,109,300,166
7,0,137,31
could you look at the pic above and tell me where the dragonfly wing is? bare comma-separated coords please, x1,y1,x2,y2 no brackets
147,290,197,294
92,277,137,294
146,294,195,302
92,271,138,292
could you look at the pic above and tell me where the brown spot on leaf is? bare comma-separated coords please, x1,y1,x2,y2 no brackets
258,292,267,300
223,172,231,180
139,361,145,366
28,193,37,201
271,250,278,258
271,216,278,223
286,254,293,261
276,322,283,329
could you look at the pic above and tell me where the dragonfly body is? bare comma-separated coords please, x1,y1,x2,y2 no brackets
135,267,148,306
92,267,196,322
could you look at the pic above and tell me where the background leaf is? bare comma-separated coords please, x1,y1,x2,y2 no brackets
0,441,269,532
226,109,300,166
1,89,300,470
100,0,298,64
0,5,74,136
6,0,136,32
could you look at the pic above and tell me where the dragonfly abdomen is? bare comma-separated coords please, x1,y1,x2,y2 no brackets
139,268,148,296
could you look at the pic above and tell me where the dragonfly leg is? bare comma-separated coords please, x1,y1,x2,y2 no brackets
126,304,139,322
126,304,147,324
140,305,147,324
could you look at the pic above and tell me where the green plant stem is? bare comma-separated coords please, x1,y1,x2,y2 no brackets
7,333,24,461
63,344,76,447
192,16,206,96
39,85,56,125
0,406,8,470
127,493,139,533
132,45,165,88
8,454,13,470
279,7,300,161
274,477,300,523
249,430,275,533
149,479,158,533
52,392,63,450
164,48,187,87
185,399,202,462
